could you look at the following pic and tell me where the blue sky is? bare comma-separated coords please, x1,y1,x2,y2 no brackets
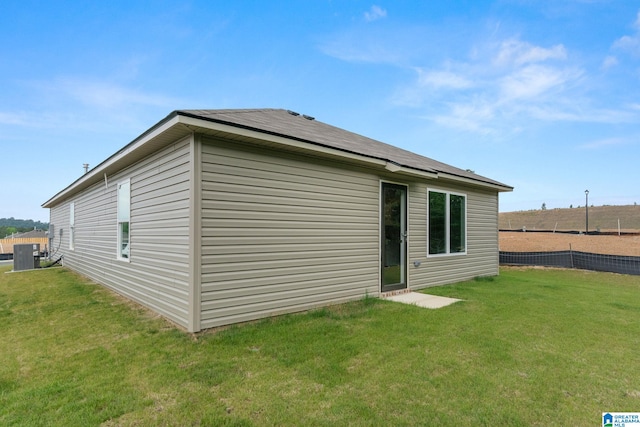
1,1,639,222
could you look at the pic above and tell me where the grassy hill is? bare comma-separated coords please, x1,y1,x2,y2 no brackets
499,204,640,232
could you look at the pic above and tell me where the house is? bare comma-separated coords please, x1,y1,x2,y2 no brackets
42,109,512,332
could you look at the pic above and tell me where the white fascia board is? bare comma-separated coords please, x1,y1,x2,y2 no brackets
384,162,438,179
42,115,184,208
437,172,513,192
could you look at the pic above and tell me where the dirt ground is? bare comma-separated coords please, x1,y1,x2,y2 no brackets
499,232,640,256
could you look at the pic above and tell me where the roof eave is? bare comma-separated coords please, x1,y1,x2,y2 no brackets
384,162,438,179
178,114,514,188
176,112,511,191
42,112,185,208
177,113,392,169
43,110,512,209
437,172,514,192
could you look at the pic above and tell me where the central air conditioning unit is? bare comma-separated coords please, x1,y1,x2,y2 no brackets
13,244,41,271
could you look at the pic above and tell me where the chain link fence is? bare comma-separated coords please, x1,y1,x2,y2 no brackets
500,250,640,275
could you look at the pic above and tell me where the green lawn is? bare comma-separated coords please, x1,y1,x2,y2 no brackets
1,266,640,426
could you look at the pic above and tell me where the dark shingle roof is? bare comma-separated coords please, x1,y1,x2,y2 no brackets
43,107,512,209
177,108,511,190
8,230,47,239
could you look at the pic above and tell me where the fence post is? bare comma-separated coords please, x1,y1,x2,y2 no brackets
570,244,574,268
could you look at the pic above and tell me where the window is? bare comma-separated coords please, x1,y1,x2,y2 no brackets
117,180,130,260
69,202,75,250
428,190,466,255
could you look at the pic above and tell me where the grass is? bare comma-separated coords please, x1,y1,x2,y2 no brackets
2,266,640,426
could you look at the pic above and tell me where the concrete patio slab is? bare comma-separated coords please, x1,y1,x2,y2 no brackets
384,292,462,309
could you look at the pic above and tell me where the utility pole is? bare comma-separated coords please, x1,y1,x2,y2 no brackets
585,189,589,234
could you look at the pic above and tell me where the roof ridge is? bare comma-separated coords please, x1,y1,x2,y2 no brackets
178,108,285,114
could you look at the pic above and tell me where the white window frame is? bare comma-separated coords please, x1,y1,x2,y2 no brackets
117,179,131,262
69,202,75,251
427,188,467,257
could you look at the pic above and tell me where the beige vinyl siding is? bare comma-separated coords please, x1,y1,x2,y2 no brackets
49,203,69,257
48,137,192,328
408,181,499,288
200,137,380,328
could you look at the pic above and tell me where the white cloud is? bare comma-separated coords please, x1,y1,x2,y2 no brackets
416,69,474,89
579,137,628,150
602,55,618,69
0,78,187,138
318,25,425,65
364,5,387,22
0,110,83,131
0,112,29,126
392,37,587,133
56,79,178,109
318,22,448,66
494,39,567,67
524,105,636,123
23,77,181,111
319,39,403,64
499,65,578,101
612,10,640,56
613,34,640,54
390,68,474,107
431,102,496,134
323,16,637,136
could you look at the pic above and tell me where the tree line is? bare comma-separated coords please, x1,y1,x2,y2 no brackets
0,218,49,238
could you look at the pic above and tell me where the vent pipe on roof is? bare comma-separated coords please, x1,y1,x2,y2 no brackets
287,110,314,120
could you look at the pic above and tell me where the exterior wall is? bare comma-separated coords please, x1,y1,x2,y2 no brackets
408,180,499,288
199,136,500,328
47,131,501,332
48,137,192,328
199,137,381,328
